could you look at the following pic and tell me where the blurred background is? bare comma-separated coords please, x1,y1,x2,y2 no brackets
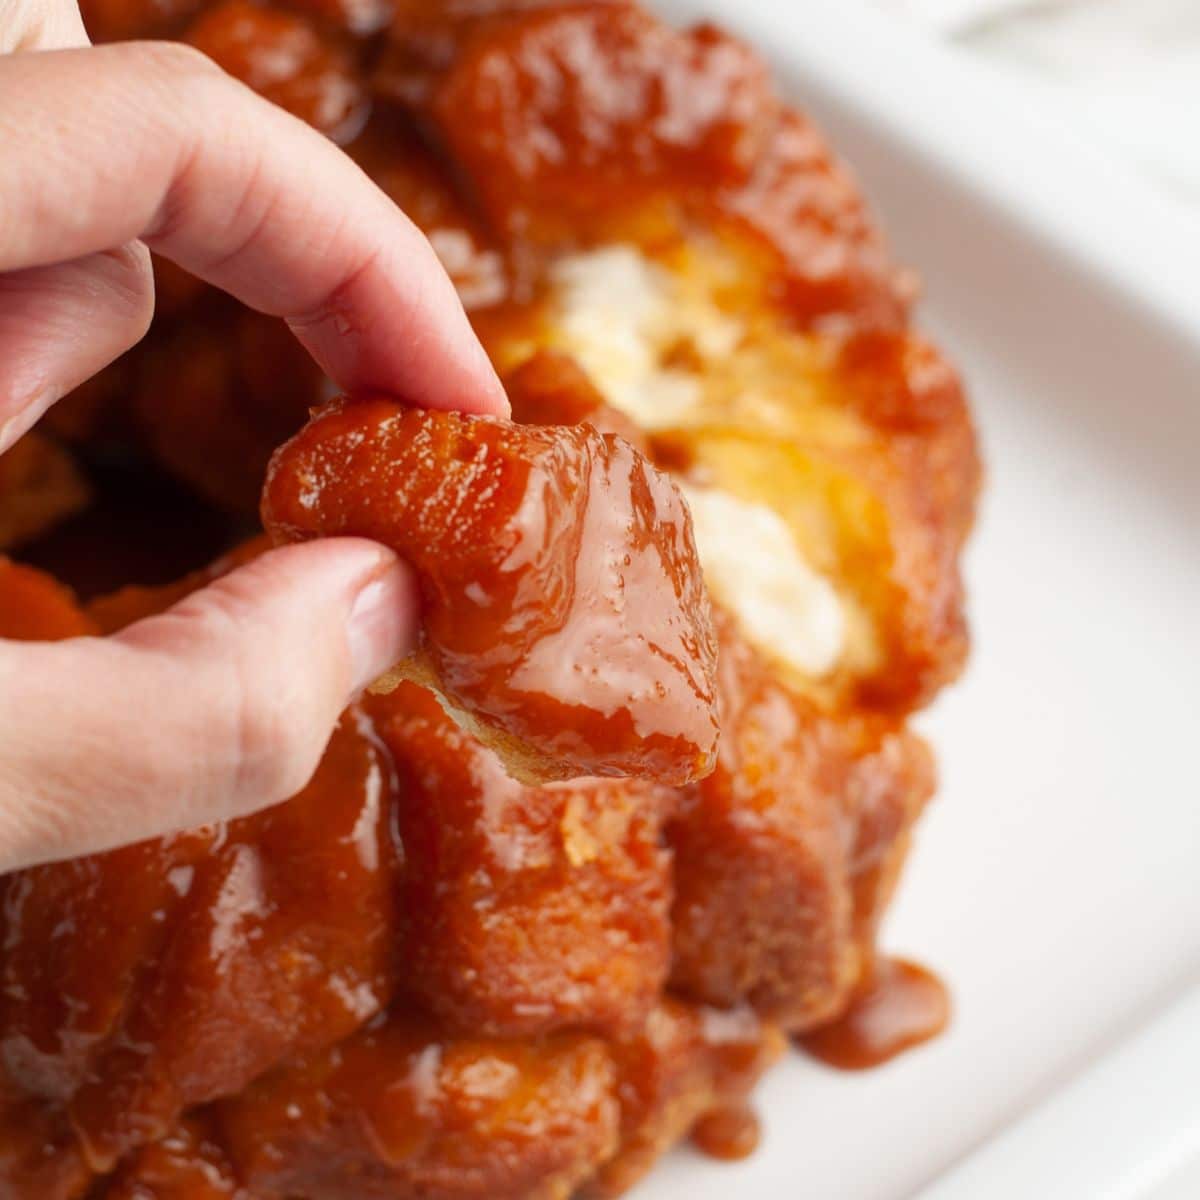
878,0,1200,211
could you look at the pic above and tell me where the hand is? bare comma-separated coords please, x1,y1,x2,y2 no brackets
0,0,508,870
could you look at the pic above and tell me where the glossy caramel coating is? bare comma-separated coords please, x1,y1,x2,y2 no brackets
401,2,775,235
365,681,674,1038
668,611,934,1032
401,0,977,714
799,958,950,1071
92,1119,243,1199
394,1,905,329
505,349,650,450
90,998,779,1199
484,241,979,713
351,119,510,310
582,1001,784,1197
284,0,393,36
130,307,323,514
0,1095,92,1200
374,1,605,108
79,0,205,41
689,1104,761,1161
262,396,719,786
185,0,370,143
0,1,979,1193
218,1009,621,1199
0,708,399,1176
0,559,95,641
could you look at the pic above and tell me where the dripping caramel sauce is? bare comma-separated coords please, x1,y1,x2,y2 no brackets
690,1103,762,1161
690,959,947,1163
799,958,950,1071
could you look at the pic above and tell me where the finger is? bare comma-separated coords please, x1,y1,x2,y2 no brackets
0,42,508,425
0,10,156,452
1,0,89,52
0,538,417,870
0,245,154,451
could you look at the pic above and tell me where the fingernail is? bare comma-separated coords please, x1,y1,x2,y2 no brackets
484,362,511,418
465,339,509,418
346,561,417,694
0,386,63,451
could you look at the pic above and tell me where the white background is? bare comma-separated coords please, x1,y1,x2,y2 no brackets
878,0,1200,209
647,1,1200,1196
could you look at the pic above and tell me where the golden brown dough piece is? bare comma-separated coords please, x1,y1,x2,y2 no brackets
90,1119,242,1199
184,0,370,142
262,395,720,786
0,705,400,1179
365,681,674,1038
285,0,393,36
78,0,205,41
667,610,934,1031
0,1094,92,1200
384,0,906,329
350,120,510,309
217,1010,621,1200
130,308,324,514
505,349,650,449
206,998,779,1200
0,558,95,641
582,1000,784,1198
668,610,855,1029
71,998,781,1200
0,433,90,553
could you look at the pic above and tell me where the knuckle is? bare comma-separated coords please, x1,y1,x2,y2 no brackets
227,664,319,805
115,557,347,821
127,39,224,83
102,243,155,340
188,588,327,809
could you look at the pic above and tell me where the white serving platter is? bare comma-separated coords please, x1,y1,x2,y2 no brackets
637,1,1200,1197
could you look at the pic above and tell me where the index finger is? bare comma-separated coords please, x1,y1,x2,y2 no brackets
0,41,508,416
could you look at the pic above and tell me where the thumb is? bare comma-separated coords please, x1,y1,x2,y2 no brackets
0,539,416,870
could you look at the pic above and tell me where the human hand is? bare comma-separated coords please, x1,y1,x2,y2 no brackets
0,0,508,870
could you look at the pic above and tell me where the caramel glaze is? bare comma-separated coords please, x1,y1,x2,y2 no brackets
363,680,676,1040
505,350,650,452
0,707,400,1180
217,1009,622,1200
94,1118,241,1199
0,1,978,1193
386,2,908,329
184,0,370,144
798,958,950,1071
690,1104,762,1162
667,608,937,1033
75,1000,784,1200
262,396,720,787
0,562,940,1198
0,559,96,641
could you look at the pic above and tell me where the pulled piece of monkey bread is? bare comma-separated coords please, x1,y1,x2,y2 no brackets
261,395,719,786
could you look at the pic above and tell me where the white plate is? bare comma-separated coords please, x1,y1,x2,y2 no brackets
636,2,1200,1197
